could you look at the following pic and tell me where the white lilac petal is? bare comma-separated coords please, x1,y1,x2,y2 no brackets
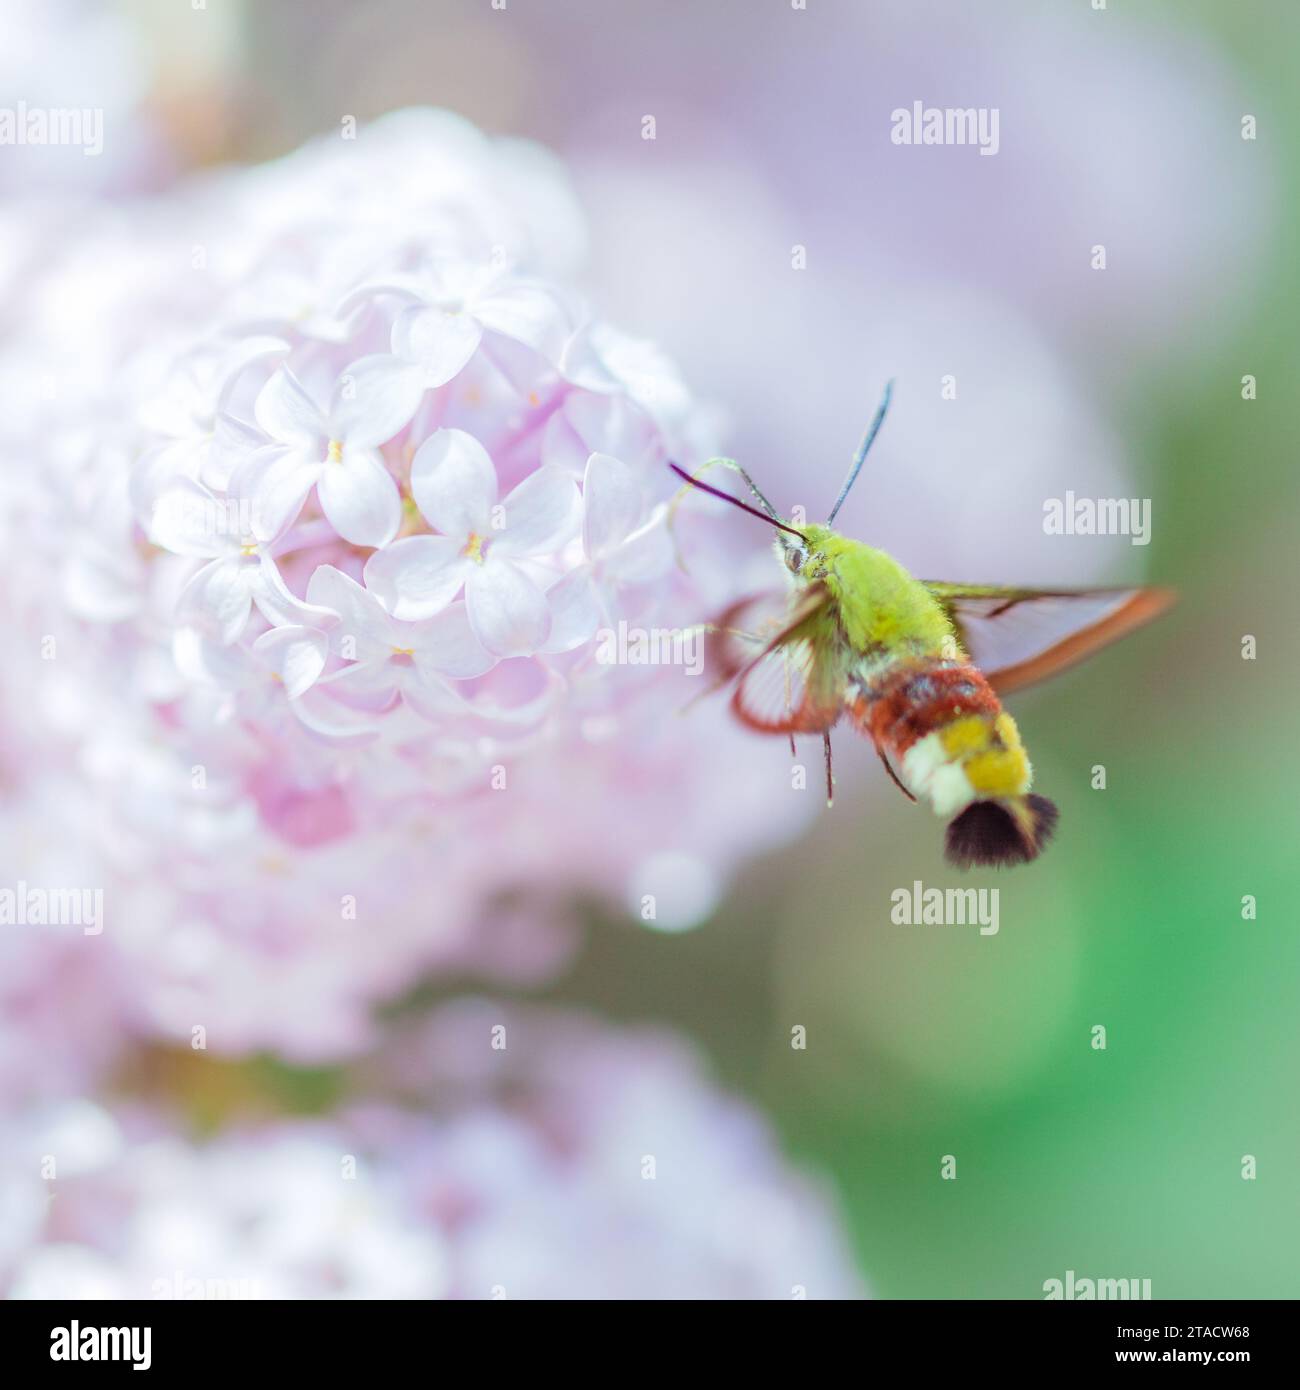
543,390,658,476
172,628,254,689
314,660,401,708
146,478,231,559
138,336,286,439
450,661,566,727
254,366,327,445
478,332,562,400
305,565,395,660
410,601,497,679
229,444,320,543
130,441,202,526
398,671,474,724
392,304,482,387
566,390,657,464
493,466,582,558
210,335,292,415
581,452,643,560
328,353,425,448
251,557,341,633
410,427,497,539
538,567,602,654
316,448,401,548
428,259,497,305
362,535,471,620
538,408,592,478
563,323,692,424
335,270,427,316
252,626,329,700
465,558,551,658
175,556,257,645
288,685,384,745
204,412,274,492
603,510,675,584
472,283,572,363
559,321,624,395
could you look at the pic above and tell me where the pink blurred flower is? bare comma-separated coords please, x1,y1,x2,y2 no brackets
2,1005,864,1300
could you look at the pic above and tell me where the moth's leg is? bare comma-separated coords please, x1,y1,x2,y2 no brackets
874,741,917,803
823,731,835,807
847,673,919,803
686,621,764,645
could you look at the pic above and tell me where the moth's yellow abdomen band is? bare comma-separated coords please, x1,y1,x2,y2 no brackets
939,715,992,758
964,745,1032,798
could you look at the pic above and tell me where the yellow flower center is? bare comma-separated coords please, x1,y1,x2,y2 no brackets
463,532,486,564
327,439,344,464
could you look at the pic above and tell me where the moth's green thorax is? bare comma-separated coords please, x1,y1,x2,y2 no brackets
784,523,956,657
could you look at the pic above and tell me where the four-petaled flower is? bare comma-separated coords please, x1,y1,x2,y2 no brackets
539,450,674,653
174,623,327,707
355,260,574,410
306,564,496,723
239,361,419,549
363,428,582,658
148,476,335,645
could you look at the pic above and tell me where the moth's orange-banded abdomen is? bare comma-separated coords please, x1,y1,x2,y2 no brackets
849,658,1058,867
851,660,1001,759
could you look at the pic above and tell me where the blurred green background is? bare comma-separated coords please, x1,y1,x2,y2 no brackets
519,0,1300,1297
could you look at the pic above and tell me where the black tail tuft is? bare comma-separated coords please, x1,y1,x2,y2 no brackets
945,794,1059,869
1024,793,1059,851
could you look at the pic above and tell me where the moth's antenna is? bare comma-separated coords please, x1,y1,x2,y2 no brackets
725,463,782,522
668,463,808,542
826,379,894,526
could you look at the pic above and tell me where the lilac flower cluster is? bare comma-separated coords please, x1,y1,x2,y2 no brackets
1,110,815,1064
0,98,855,1298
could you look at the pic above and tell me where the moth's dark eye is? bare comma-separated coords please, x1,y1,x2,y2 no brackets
786,547,804,573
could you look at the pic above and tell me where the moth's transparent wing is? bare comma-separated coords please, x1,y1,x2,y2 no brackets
705,586,803,684
923,582,1174,694
730,585,849,733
